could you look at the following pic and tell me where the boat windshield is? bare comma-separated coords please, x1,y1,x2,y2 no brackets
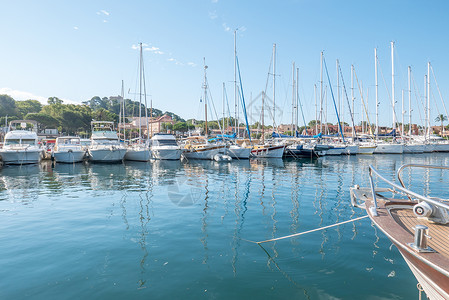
22,139,37,145
5,139,20,145
153,140,178,147
60,138,80,145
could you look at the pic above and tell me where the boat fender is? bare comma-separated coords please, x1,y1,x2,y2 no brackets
413,201,433,218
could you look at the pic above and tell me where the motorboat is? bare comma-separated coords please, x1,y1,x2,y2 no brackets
350,164,449,300
52,136,86,163
151,133,182,160
88,121,127,163
0,120,42,165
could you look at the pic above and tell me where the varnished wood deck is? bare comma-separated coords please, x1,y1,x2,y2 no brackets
390,207,449,258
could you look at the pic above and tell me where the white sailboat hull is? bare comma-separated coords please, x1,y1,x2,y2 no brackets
403,144,424,154
357,145,376,155
325,147,346,156
373,143,403,154
53,150,86,163
432,143,449,152
226,146,251,159
183,146,224,160
124,148,151,162
344,145,359,155
251,145,285,158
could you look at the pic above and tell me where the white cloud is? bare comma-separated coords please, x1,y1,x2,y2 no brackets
209,11,217,19
187,62,197,67
100,10,110,16
211,0,218,3
73,26,79,30
0,88,77,105
103,20,108,23
222,23,231,32
131,43,150,50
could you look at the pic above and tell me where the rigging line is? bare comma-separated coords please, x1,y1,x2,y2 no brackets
236,56,252,142
256,215,369,244
296,70,308,133
205,77,223,133
411,72,426,128
338,64,357,138
431,65,449,120
353,66,374,135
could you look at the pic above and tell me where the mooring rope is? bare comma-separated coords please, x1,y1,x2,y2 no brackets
256,215,369,244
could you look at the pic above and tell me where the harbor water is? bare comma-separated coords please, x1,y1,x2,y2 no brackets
2,154,449,299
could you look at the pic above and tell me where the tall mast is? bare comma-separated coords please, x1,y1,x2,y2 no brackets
272,43,276,129
234,29,238,135
320,51,324,134
427,62,431,140
261,91,265,144
391,41,396,135
291,61,295,136
408,66,412,136
138,42,143,140
337,59,342,138
314,84,318,135
222,82,225,134
120,80,125,141
375,48,379,138
351,65,355,138
401,90,404,136
296,67,300,135
203,58,208,137
424,74,427,140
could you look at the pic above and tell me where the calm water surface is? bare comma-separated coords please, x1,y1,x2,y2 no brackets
1,154,449,299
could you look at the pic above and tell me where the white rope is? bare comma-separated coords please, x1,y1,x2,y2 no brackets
257,215,369,244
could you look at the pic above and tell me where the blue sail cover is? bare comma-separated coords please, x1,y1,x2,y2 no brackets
216,133,237,139
377,129,396,137
272,132,324,139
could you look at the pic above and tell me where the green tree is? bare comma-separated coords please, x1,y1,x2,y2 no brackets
173,122,188,132
91,108,117,122
25,112,59,128
16,100,42,118
0,94,17,117
435,114,448,135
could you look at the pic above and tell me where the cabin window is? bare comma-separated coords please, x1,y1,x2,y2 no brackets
22,139,36,145
5,139,20,145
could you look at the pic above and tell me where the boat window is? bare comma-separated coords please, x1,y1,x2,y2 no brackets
154,140,178,146
22,139,36,145
5,139,20,145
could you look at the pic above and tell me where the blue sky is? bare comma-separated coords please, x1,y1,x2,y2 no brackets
1,0,448,128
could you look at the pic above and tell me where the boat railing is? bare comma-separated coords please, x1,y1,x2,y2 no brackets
368,164,449,217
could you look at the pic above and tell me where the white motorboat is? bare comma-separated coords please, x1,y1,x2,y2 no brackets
151,134,183,160
52,136,86,163
88,121,127,163
0,120,42,165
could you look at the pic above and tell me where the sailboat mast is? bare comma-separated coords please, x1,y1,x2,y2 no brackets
203,58,208,137
234,29,238,136
391,41,396,135
261,91,265,144
320,52,323,134
222,82,225,134
139,42,143,140
375,48,379,138
291,61,295,136
314,84,318,135
296,67,299,135
408,66,412,136
427,62,431,140
120,80,125,141
401,90,404,136
272,43,276,129
351,65,355,138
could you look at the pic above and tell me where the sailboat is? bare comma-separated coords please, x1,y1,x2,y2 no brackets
182,60,226,160
251,44,285,159
373,42,403,154
124,42,152,162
